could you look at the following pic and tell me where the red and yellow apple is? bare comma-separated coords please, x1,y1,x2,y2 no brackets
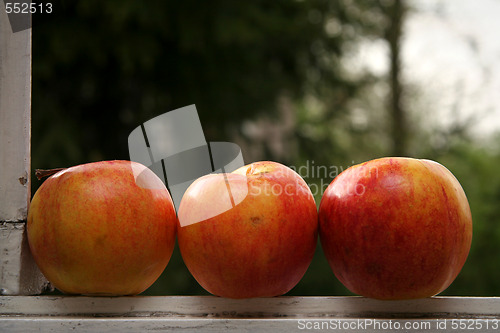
319,157,472,300
27,160,177,295
177,161,318,298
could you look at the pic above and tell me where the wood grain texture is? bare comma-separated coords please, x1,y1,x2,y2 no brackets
0,8,49,295
0,1,31,222
1,296,500,332
4,318,499,333
2,295,500,318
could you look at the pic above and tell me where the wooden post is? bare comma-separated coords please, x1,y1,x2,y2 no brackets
0,5,50,295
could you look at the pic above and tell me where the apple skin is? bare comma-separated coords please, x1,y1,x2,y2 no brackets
319,157,472,300
177,161,318,299
27,160,177,295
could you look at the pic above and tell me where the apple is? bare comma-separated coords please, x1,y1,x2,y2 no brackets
319,157,472,300
177,161,318,298
27,160,177,295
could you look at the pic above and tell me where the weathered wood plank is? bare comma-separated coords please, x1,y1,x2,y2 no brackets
0,224,50,295
1,296,499,332
1,296,499,318
0,4,49,295
3,317,499,333
0,0,31,222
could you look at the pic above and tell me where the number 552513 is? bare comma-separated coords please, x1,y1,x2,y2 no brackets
4,2,52,14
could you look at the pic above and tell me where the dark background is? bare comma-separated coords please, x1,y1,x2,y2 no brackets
31,0,500,296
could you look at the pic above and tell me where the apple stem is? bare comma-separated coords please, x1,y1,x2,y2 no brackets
35,168,67,180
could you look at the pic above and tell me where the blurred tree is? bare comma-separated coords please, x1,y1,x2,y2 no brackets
384,0,408,156
431,139,500,296
32,0,373,168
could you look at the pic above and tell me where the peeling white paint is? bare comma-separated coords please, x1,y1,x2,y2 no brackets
0,9,49,295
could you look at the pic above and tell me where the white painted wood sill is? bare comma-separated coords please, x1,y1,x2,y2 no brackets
1,296,500,332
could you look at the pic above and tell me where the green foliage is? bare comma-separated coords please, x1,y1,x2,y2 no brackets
433,141,500,296
32,0,374,170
